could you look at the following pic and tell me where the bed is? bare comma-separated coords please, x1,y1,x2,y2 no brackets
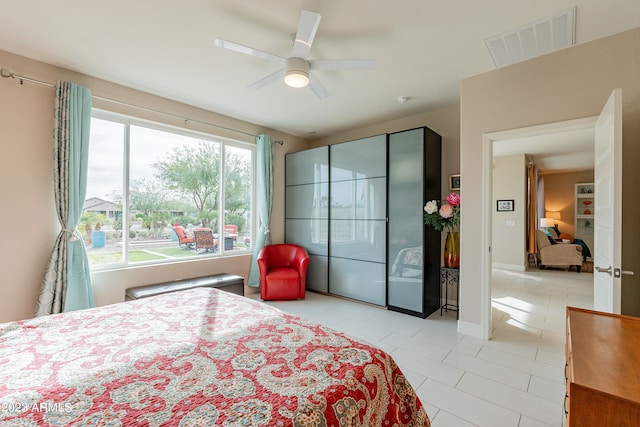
0,287,430,426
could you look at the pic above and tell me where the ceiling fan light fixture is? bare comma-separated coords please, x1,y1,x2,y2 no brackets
284,57,310,88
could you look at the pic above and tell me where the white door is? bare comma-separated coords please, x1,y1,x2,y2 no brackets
593,89,623,313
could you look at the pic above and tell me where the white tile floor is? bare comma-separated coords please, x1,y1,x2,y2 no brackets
252,267,593,427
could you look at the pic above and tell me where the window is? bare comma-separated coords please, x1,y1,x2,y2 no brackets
84,111,254,268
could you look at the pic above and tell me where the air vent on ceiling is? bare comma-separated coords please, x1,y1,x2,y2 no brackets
484,7,576,68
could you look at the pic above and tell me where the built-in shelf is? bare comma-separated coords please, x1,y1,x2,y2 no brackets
575,183,594,260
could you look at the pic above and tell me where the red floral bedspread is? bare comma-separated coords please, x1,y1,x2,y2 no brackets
0,288,430,426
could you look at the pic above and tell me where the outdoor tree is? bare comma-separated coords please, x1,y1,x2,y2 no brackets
79,211,107,242
153,141,252,232
153,141,220,229
129,178,172,237
224,149,251,232
129,178,168,216
109,178,171,237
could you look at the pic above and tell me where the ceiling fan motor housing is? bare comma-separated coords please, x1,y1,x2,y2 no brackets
284,57,310,88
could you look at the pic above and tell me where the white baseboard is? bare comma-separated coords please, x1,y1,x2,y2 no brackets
458,320,488,340
492,262,526,272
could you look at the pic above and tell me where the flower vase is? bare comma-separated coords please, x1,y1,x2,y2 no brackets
444,231,460,268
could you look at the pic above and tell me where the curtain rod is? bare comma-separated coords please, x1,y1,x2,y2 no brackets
0,67,284,145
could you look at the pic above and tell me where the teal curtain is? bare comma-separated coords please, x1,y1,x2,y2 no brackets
36,81,95,316
248,134,274,287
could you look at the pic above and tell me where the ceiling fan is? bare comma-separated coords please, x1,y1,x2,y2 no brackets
214,10,376,99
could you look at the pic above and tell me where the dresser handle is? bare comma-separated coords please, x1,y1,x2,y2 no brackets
564,392,569,416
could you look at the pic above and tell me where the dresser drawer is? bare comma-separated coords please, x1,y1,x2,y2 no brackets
565,307,640,426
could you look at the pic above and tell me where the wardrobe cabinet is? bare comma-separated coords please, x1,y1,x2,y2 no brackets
285,127,441,317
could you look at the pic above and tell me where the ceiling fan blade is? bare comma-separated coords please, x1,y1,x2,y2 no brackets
308,73,328,99
291,10,321,59
214,38,285,64
247,68,285,90
309,59,377,70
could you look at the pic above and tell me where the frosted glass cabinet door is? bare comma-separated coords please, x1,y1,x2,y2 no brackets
285,146,329,293
330,135,386,182
286,147,329,185
329,257,386,306
387,127,442,318
387,128,425,313
285,219,328,256
329,178,386,220
328,134,387,306
306,254,328,293
329,219,386,263
285,182,328,219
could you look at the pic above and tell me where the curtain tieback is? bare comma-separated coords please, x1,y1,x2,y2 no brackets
63,228,82,241
264,227,270,236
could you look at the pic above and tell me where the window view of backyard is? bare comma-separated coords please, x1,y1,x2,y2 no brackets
84,115,253,267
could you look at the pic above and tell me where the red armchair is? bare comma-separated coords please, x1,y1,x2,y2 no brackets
257,244,310,300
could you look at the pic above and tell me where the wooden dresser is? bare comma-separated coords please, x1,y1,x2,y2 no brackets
565,307,640,426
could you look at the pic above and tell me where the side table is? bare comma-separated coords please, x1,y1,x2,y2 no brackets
440,267,459,319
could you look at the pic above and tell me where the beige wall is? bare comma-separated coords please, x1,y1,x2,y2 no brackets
543,170,594,237
492,154,527,270
0,49,310,323
460,27,640,334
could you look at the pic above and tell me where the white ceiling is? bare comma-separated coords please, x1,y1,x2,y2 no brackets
0,0,638,142
494,127,595,173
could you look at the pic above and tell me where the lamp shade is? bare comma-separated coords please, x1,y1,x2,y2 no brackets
284,57,309,88
539,217,554,228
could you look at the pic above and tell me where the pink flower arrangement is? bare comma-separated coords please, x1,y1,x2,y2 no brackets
424,193,460,232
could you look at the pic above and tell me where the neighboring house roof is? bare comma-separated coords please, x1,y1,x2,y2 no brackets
83,197,121,212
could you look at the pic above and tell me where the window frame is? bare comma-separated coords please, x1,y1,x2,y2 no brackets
88,109,256,271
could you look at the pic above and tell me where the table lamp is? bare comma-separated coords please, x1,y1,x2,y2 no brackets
540,217,554,235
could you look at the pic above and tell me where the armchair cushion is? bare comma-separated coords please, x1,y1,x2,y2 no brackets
257,244,310,301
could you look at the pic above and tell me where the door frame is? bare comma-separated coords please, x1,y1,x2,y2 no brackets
480,116,597,339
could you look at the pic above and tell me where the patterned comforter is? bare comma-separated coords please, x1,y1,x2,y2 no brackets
0,288,430,426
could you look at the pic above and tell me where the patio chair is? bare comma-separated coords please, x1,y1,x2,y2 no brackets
173,225,195,249
194,228,218,253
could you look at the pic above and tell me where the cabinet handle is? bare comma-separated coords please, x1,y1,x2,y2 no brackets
564,392,569,416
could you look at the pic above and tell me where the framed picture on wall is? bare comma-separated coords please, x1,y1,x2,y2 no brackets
449,174,460,191
497,199,514,212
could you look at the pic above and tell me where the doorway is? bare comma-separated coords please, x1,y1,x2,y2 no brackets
481,116,597,339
